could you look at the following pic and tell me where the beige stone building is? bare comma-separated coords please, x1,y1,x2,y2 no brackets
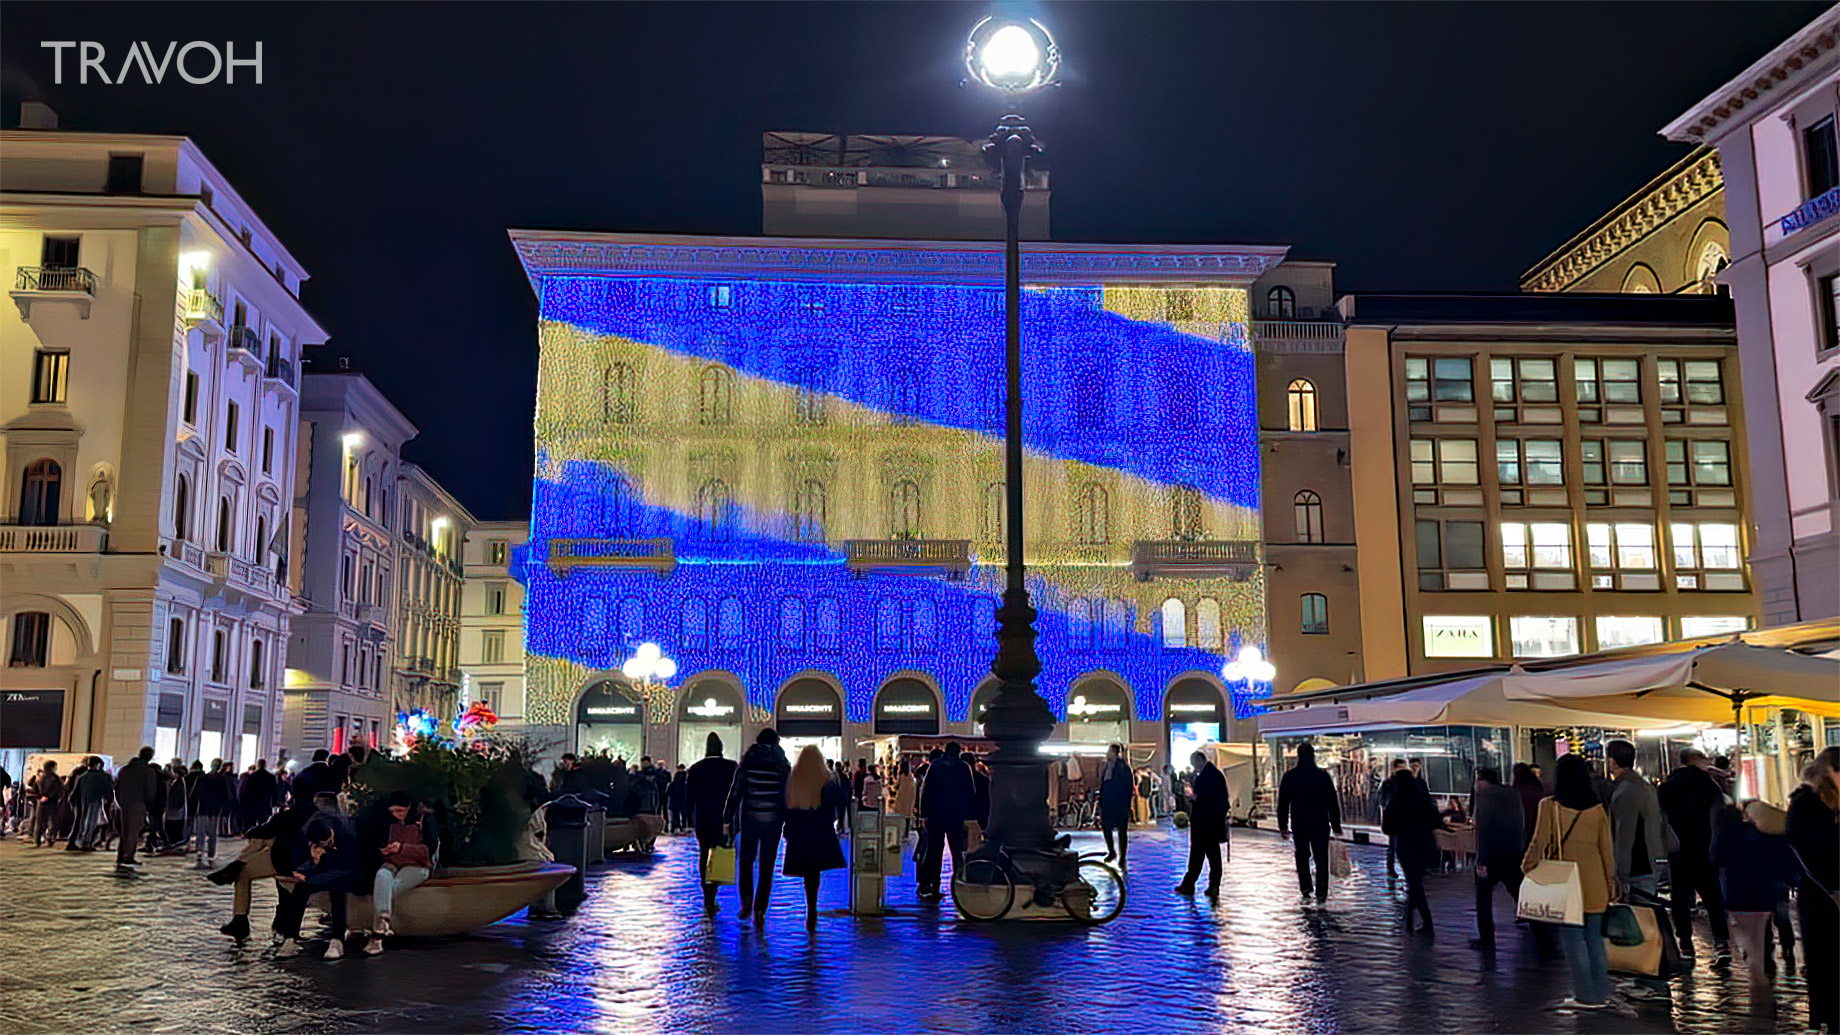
1521,147,1730,296
392,463,473,726
459,520,530,731
1340,293,1759,679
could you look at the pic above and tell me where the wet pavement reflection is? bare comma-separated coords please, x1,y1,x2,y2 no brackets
0,828,1809,1033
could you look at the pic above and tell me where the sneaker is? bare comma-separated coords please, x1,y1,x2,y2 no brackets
374,916,392,938
1174,883,1195,896
274,938,302,959
323,939,344,961
220,915,251,940
363,937,383,956
1554,997,1608,1012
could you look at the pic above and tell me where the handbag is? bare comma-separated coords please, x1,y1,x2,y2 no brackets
1516,799,1585,926
1602,903,1644,946
705,843,737,886
1329,840,1353,879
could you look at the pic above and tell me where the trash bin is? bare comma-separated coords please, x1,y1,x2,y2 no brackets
545,794,591,914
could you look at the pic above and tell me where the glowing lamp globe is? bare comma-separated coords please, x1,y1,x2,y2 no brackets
1222,645,1276,686
966,17,1059,93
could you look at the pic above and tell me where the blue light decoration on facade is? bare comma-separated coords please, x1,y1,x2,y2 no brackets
520,274,1272,739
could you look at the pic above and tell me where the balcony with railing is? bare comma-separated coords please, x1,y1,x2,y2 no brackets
844,538,973,577
0,524,107,553
547,537,676,576
1131,539,1261,581
183,288,226,335
227,325,264,362
12,266,99,319
1251,320,1345,352
264,354,295,389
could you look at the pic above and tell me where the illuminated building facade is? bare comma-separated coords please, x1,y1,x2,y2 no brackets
1,121,319,768
1664,7,1840,623
1341,293,1760,679
511,231,1289,767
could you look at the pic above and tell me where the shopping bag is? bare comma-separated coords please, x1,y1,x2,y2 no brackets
1603,903,1644,946
1516,800,1584,926
1329,840,1353,878
1604,901,1667,976
705,844,737,886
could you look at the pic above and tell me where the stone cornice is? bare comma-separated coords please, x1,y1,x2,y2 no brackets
1520,148,1724,293
508,230,1288,290
1662,7,1840,143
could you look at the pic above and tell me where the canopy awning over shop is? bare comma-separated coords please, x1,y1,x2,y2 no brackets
1499,642,1840,722
1256,671,1699,738
1257,619,1840,738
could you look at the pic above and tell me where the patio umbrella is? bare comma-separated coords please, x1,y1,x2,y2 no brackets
1498,642,1840,724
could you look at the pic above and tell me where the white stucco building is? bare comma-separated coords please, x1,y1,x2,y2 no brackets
1665,8,1840,622
1,118,321,769
460,520,529,731
393,462,473,726
284,371,414,756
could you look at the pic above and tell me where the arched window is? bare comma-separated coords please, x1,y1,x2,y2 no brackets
876,597,902,653
604,474,636,536
1068,599,1095,652
1287,378,1319,431
1294,490,1324,543
680,597,708,650
1195,597,1223,649
717,596,745,649
1695,241,1729,294
912,599,936,652
216,497,234,552
890,368,921,424
18,458,60,526
794,479,827,543
255,515,268,562
814,597,842,652
1301,593,1329,635
890,479,922,538
1267,285,1296,319
695,479,732,540
1172,484,1204,541
778,596,805,651
981,482,1005,542
173,473,190,541
602,362,635,424
1076,483,1109,544
698,365,733,426
1161,597,1188,649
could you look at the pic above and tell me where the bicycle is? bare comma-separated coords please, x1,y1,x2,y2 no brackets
952,841,1125,925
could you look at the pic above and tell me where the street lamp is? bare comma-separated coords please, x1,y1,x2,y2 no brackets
965,14,1068,885
1221,645,1276,687
620,641,679,725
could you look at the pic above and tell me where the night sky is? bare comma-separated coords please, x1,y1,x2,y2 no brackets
1,2,1825,520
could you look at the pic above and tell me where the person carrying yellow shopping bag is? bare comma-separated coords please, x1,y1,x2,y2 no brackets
1520,754,1617,1013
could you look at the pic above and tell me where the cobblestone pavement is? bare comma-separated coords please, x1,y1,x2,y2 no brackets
0,825,1810,1034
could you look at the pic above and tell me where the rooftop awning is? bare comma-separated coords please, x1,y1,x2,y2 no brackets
1499,642,1840,722
1256,670,1702,738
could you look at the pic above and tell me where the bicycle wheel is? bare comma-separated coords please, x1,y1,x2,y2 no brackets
952,857,1016,922
1066,858,1126,925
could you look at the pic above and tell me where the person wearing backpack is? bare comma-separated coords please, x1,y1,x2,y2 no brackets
1522,753,1617,1013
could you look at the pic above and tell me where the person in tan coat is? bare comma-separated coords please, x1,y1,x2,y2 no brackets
1522,753,1618,1012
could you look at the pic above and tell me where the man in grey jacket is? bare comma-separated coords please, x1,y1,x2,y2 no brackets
1606,740,1667,899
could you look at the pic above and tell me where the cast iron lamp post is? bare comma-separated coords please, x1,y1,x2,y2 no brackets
964,15,1071,883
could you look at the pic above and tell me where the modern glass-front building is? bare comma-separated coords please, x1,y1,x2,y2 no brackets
510,232,1289,767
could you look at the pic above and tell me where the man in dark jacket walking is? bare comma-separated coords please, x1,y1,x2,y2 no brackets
687,733,739,913
916,742,975,900
1098,743,1135,870
724,729,791,922
29,760,63,847
1468,767,1526,948
241,759,279,830
112,747,159,867
1659,748,1731,964
1176,750,1229,898
1276,743,1343,907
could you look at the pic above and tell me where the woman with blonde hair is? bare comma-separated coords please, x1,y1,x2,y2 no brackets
781,745,847,930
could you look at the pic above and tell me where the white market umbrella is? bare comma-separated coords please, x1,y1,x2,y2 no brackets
1499,642,1840,724
1258,669,1703,739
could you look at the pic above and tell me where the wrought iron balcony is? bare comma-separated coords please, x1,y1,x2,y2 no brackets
845,538,972,577
0,524,107,553
546,537,676,576
1131,539,1262,581
264,355,295,388
227,325,264,359
12,266,98,319
183,288,225,331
